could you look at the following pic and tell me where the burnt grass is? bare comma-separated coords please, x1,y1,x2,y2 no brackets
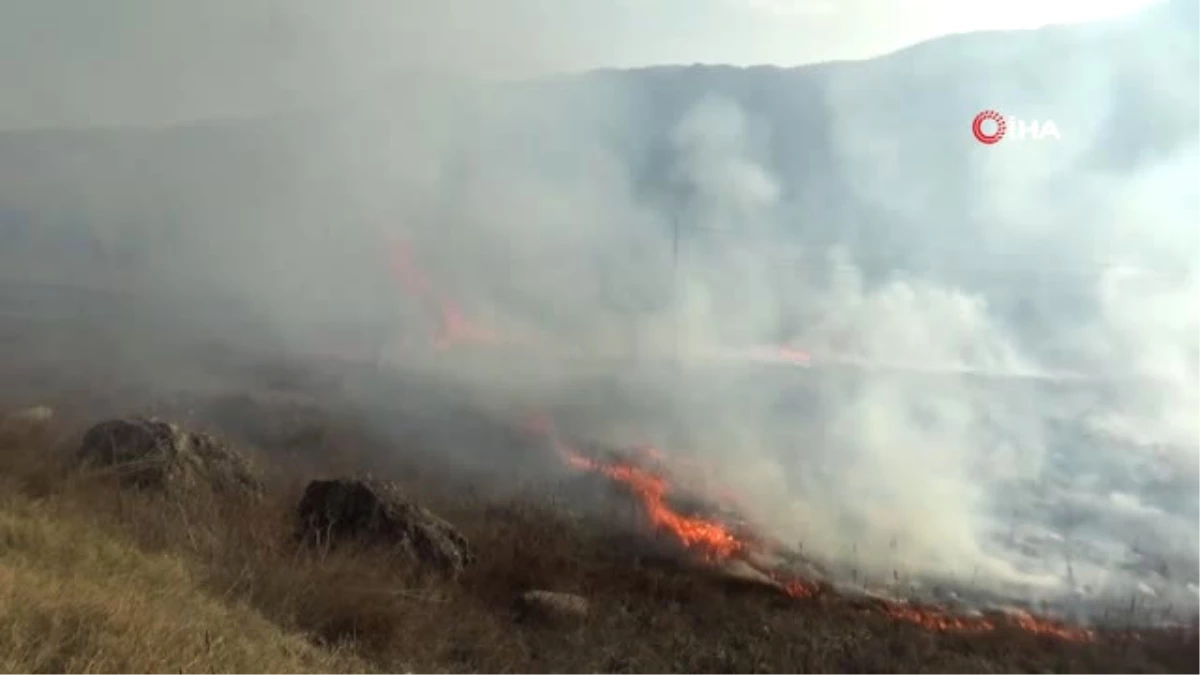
0,375,1197,674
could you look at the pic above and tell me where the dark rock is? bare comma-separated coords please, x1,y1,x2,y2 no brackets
296,478,474,575
75,417,262,497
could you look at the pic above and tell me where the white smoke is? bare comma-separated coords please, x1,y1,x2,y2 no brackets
0,0,1193,623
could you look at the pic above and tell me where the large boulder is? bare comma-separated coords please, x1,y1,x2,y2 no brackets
296,478,475,575
75,417,262,497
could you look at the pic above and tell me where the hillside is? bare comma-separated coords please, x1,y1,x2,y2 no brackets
0,385,1196,673
0,3,1195,671
0,0,1194,300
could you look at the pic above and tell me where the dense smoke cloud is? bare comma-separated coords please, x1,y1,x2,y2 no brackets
630,4,1197,615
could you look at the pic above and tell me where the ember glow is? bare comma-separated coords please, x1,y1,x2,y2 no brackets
882,605,1096,641
433,302,502,350
1006,609,1097,642
524,414,1099,640
883,605,996,634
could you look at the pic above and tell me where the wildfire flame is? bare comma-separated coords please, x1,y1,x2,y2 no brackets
562,445,746,560
525,413,1097,641
386,237,822,362
379,238,1095,643
525,414,814,597
882,605,1095,641
386,239,502,350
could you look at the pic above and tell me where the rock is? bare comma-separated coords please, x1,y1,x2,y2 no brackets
295,478,474,575
517,590,589,625
75,417,262,497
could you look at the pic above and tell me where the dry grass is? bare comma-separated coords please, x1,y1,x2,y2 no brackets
0,493,366,674
0,407,1197,674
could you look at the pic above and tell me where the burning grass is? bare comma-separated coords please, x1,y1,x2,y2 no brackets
522,413,1130,645
0,399,1196,673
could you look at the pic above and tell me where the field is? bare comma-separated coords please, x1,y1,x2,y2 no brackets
0,283,1192,672
0,376,1195,674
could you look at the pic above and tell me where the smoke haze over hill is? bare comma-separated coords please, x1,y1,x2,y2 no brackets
0,0,1195,623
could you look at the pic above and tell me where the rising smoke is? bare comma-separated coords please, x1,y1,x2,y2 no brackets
0,0,1195,623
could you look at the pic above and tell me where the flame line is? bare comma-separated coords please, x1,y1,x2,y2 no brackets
523,413,1094,641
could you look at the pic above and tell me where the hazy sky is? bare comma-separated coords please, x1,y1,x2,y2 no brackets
0,0,1163,129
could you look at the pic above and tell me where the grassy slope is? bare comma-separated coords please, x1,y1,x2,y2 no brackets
0,494,365,673
0,407,1196,674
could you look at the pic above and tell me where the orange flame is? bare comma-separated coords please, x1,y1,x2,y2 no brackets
882,604,1095,641
386,238,501,350
1005,609,1096,641
567,450,746,560
435,302,502,350
883,605,997,634
526,415,820,599
389,317,1096,638
525,413,1094,642
381,239,1122,646
385,237,823,363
